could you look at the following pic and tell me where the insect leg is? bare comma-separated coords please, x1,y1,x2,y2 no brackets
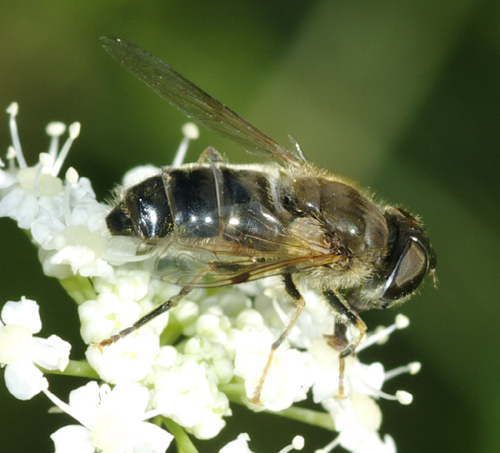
323,290,367,398
323,289,367,357
197,146,225,164
324,318,349,351
251,272,305,405
95,260,217,350
95,286,193,349
324,319,349,398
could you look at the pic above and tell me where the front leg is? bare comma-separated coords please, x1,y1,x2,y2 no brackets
323,289,367,358
323,289,367,399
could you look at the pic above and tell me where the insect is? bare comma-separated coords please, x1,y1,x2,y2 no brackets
98,37,436,403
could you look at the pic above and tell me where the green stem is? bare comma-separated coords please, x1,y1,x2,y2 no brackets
219,383,246,395
40,360,99,379
163,418,199,453
226,393,335,431
160,316,183,345
276,405,335,431
59,276,97,305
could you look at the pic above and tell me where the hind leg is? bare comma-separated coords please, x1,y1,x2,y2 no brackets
95,286,193,350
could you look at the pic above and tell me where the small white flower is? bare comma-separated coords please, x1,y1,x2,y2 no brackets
339,427,396,453
0,180,40,228
0,297,71,400
78,293,142,345
46,381,173,453
230,319,311,412
153,357,231,439
86,332,160,384
0,103,77,229
79,269,173,346
311,315,419,453
220,433,253,453
121,164,161,189
34,194,116,281
183,336,235,385
309,337,385,403
94,269,151,303
219,433,306,453
195,308,231,345
0,103,140,282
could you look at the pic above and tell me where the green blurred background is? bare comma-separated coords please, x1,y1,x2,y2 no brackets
1,1,499,452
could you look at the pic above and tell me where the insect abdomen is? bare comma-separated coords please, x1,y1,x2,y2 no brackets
107,166,287,250
167,167,286,249
106,174,174,240
167,167,220,238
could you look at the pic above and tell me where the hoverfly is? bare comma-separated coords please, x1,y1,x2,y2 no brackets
98,37,436,403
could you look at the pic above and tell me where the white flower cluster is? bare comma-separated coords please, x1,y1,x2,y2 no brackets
0,296,70,400
0,104,421,453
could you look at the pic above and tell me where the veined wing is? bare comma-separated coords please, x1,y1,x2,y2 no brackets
152,238,342,288
150,203,343,287
100,37,306,168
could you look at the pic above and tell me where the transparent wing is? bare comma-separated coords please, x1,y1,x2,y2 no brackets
150,202,342,287
152,237,341,288
100,37,306,168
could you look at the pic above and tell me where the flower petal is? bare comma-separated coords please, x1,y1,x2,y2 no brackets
0,188,38,228
131,421,174,453
219,433,253,453
5,360,48,400
68,381,102,426
0,324,33,365
31,334,71,371
86,333,159,384
1,298,42,333
100,381,149,418
50,425,94,453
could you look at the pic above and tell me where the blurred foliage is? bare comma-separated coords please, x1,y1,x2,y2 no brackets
1,1,499,452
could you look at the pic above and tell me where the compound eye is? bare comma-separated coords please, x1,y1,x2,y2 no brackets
382,237,430,302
